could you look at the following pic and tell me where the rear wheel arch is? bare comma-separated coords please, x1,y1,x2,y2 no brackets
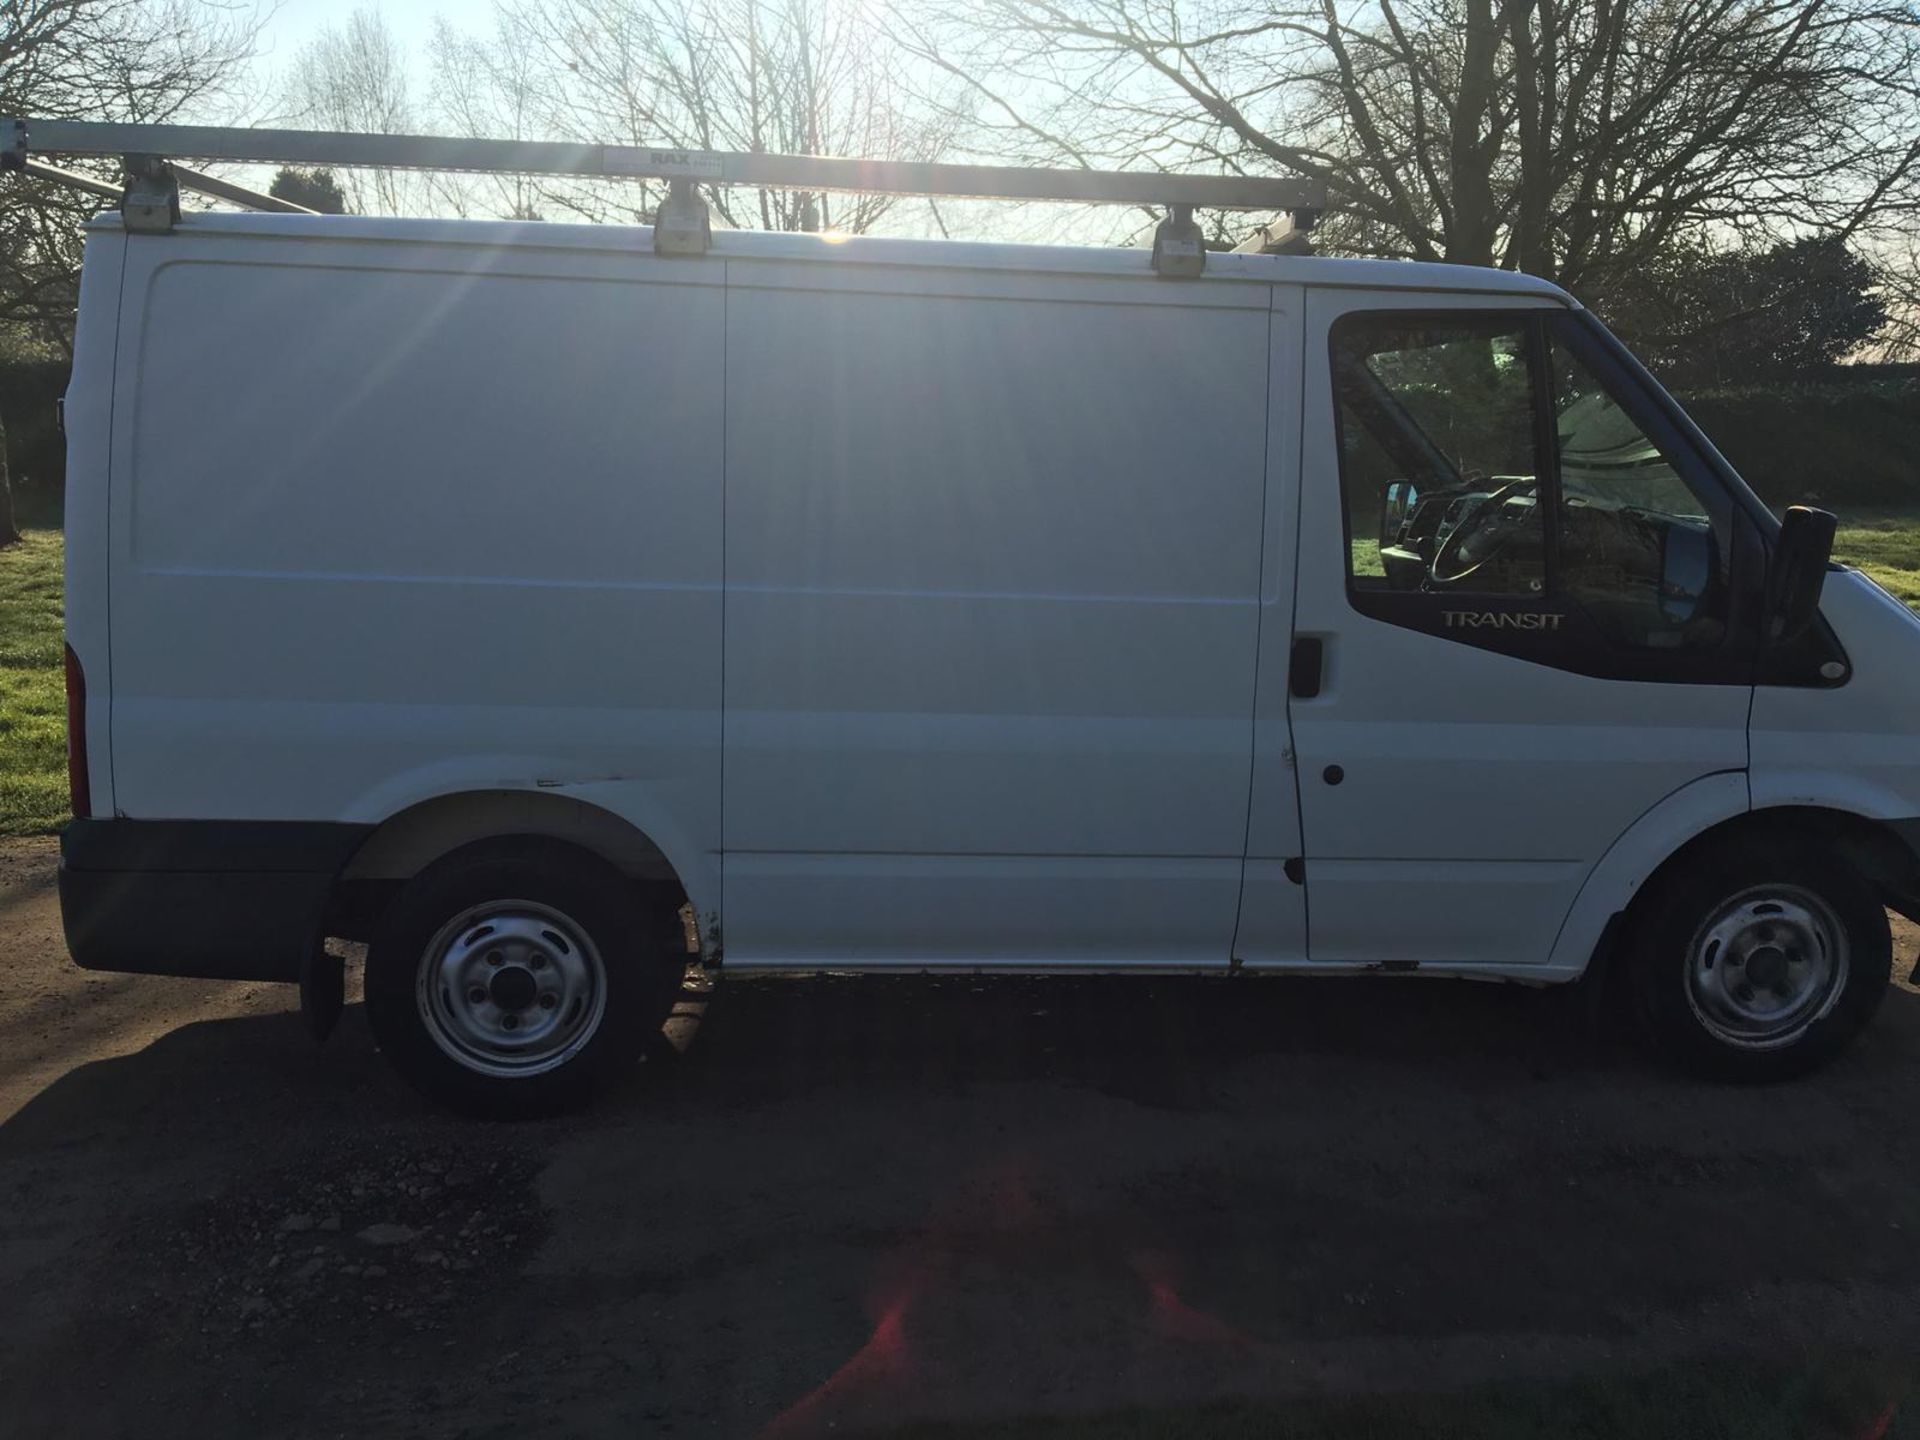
327,790,695,949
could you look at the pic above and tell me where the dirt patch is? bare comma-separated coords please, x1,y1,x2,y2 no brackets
120,1135,546,1344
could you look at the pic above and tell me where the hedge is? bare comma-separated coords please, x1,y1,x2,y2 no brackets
1680,375,1920,513
0,359,69,496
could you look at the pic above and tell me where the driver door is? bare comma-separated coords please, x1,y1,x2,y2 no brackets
1253,289,1756,971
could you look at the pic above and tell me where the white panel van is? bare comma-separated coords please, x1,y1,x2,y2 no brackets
55,211,1920,1114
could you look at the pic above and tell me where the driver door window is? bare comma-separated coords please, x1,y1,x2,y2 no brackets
1332,318,1545,597
1328,309,1737,676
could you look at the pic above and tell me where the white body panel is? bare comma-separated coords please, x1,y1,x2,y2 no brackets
60,211,1920,985
1750,572,1920,820
61,227,123,819
100,224,727,918
720,261,1284,968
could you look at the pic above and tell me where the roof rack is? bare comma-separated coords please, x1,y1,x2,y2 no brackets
1,117,1325,277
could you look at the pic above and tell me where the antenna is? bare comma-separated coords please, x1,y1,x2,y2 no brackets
2,117,1328,276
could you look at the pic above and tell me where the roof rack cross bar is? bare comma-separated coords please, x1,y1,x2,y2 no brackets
2,116,1328,271
4,117,1324,212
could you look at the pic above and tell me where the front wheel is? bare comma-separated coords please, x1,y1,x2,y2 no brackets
1626,830,1891,1081
365,838,682,1117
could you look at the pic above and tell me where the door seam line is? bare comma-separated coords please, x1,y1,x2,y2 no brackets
1226,289,1279,966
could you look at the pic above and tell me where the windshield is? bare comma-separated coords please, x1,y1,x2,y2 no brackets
1556,376,1709,522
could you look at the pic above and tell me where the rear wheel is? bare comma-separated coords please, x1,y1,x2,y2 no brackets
1626,830,1890,1081
365,838,682,1117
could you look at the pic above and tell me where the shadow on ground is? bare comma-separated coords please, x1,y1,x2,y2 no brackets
3,967,1920,1437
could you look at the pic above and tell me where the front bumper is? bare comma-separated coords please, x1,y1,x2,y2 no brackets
59,819,372,981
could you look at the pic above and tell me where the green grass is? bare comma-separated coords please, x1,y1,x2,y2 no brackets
0,528,68,836
871,1350,1916,1440
1832,512,1920,607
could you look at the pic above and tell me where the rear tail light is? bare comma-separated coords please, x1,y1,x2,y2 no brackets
64,643,90,819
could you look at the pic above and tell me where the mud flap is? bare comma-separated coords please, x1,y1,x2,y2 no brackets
300,943,345,1043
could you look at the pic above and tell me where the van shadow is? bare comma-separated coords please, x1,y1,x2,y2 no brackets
5,970,1920,1440
0,964,1638,1162
649,966,1636,1111
10,960,1920,1152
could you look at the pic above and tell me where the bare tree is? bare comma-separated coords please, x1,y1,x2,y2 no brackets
1870,228,1920,361
428,15,561,223
895,0,1920,295
283,8,422,217
430,0,964,232
1,0,264,353
0,410,17,547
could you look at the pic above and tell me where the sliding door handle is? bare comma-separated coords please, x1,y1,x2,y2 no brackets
1289,636,1324,699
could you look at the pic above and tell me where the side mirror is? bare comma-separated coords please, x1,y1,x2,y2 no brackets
1767,505,1837,643
1381,481,1418,548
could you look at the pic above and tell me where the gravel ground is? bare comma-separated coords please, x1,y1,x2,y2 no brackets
3,833,1920,1438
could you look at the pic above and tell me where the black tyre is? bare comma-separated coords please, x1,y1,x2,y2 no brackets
1626,828,1891,1081
365,837,683,1118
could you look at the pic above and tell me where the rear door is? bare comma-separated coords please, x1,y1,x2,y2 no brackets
1274,289,1756,971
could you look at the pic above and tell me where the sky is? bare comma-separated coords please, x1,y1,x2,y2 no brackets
255,0,474,70
234,0,1135,245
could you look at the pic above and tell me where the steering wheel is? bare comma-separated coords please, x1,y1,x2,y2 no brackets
1428,480,1533,586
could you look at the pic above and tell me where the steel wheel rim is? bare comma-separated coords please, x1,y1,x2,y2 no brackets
416,900,608,1078
1683,884,1848,1050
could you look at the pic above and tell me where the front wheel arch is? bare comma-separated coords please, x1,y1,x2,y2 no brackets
1632,807,1920,935
1618,818,1893,1078
1550,775,1920,982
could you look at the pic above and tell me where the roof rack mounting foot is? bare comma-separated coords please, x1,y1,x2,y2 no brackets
653,177,711,256
121,154,179,234
1151,202,1205,278
1233,207,1321,257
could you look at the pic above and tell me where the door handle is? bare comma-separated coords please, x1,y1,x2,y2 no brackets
1289,637,1324,699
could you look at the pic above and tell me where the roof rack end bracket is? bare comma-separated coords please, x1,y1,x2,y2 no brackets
121,154,179,234
1233,207,1322,257
1151,203,1205,278
653,177,711,257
